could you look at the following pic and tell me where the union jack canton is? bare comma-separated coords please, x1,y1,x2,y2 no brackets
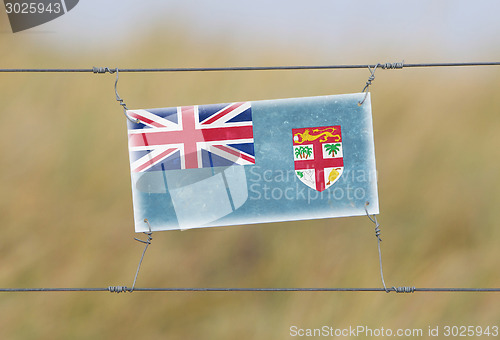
127,102,255,172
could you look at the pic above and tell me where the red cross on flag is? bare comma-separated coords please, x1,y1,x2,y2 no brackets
292,125,344,192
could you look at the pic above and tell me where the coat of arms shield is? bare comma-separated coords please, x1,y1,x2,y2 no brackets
292,125,344,192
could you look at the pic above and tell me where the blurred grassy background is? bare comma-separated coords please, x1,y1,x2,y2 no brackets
1,12,500,340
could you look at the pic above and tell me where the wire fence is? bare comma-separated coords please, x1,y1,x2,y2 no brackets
1,287,499,294
0,61,499,73
1,60,499,294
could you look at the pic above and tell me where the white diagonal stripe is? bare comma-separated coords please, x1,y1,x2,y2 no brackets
206,144,254,165
127,109,180,129
131,146,173,172
199,102,251,127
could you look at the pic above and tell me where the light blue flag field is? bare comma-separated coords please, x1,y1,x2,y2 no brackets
126,92,379,232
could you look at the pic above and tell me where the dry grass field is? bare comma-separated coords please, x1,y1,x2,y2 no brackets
1,17,500,340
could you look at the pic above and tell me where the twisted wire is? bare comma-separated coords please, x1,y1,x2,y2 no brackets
112,68,140,124
91,67,140,123
379,61,404,69
108,286,129,293
391,286,415,293
364,202,389,292
130,219,154,292
364,203,416,294
92,66,115,74
358,64,380,105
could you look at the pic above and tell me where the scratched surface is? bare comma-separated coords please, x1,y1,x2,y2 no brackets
128,93,379,231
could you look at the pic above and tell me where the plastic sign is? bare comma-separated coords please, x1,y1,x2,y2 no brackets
126,93,379,232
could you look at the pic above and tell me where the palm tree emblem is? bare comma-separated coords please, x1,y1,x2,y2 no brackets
294,146,313,159
324,143,341,157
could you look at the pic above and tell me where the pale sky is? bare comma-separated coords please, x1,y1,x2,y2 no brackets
3,0,500,62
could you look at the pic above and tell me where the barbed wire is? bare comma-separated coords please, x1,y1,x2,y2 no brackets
0,61,499,73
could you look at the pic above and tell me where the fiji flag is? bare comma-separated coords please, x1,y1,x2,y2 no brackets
127,93,379,232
